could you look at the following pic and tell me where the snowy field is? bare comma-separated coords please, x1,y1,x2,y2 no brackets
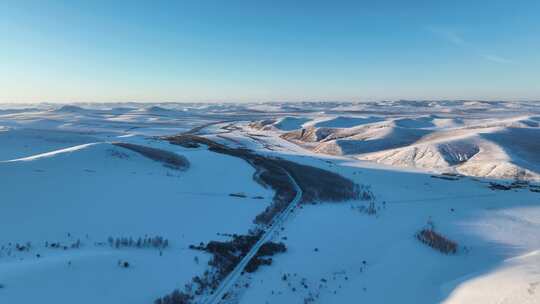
1,101,539,304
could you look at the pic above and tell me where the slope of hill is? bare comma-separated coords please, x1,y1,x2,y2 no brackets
274,117,312,131
0,128,100,161
273,112,540,181
311,116,384,128
359,126,540,180
0,139,272,304
248,116,312,131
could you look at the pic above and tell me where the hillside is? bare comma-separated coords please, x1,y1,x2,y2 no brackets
275,112,540,181
1,101,539,304
0,133,272,304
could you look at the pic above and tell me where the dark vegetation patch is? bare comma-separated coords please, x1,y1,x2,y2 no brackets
118,260,130,268
489,182,512,191
255,241,287,257
489,180,539,192
416,228,457,254
0,239,82,257
350,196,379,215
430,173,463,181
189,232,263,278
276,158,364,203
107,235,169,250
46,240,81,250
508,180,531,189
156,233,286,304
112,142,189,170
163,134,217,148
155,134,371,303
190,234,286,275
154,290,193,304
1,234,172,264
277,268,364,303
162,134,371,225
159,233,263,303
245,241,287,273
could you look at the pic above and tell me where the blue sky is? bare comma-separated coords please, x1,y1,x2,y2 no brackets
1,0,539,103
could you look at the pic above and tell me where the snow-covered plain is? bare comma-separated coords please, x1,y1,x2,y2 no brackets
1,101,540,304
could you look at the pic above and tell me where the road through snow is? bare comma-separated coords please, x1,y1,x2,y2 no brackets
202,172,303,304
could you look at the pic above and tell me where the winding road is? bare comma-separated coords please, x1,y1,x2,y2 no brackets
202,171,303,304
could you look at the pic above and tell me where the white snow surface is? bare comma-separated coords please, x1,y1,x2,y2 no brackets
1,101,540,304
0,135,272,303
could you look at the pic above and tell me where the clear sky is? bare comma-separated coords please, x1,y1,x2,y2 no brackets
1,0,539,103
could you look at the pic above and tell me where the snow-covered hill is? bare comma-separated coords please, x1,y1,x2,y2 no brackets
273,111,540,181
0,133,272,304
1,101,540,304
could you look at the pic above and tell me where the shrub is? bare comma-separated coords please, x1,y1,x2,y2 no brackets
155,288,193,304
244,241,287,273
245,257,272,273
417,229,457,254
257,242,286,256
107,235,169,250
488,182,512,191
